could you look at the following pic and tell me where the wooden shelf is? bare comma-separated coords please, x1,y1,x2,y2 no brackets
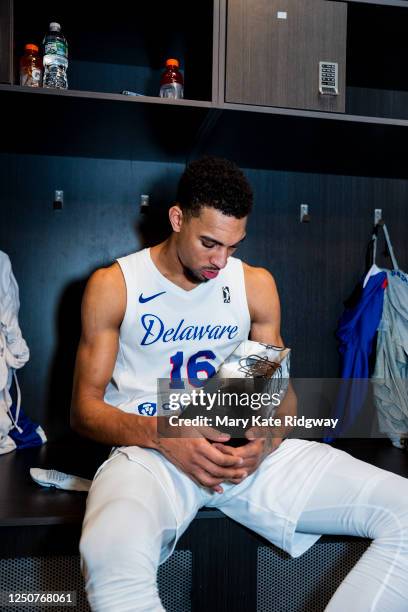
222,101,408,127
2,83,408,128
0,438,405,527
0,441,225,527
0,83,213,109
2,83,408,174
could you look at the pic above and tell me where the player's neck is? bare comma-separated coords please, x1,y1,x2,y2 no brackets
150,238,202,291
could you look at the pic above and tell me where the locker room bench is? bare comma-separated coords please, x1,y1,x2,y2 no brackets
1,436,407,612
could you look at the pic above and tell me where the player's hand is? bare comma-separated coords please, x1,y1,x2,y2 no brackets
156,424,248,493
213,429,283,483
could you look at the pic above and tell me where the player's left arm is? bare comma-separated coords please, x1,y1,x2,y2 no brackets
214,265,297,477
246,264,297,442
245,265,297,428
246,264,283,347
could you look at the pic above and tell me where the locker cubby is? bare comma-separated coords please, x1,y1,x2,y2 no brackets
9,0,215,102
346,2,408,120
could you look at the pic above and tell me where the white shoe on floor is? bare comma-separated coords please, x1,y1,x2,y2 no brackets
30,467,92,492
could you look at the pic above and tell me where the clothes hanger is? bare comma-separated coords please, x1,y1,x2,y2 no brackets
363,219,398,288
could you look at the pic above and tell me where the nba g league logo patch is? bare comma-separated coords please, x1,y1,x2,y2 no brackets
223,286,231,303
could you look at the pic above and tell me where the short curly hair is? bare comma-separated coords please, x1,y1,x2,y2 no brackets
176,156,253,218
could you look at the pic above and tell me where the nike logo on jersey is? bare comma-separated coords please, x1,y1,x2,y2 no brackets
139,291,166,303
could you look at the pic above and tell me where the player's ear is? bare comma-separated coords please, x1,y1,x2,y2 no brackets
169,204,184,233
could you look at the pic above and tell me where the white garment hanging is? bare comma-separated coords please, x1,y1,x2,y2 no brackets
370,226,408,448
0,251,30,453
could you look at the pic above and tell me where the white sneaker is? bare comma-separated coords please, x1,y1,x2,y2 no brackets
30,467,92,492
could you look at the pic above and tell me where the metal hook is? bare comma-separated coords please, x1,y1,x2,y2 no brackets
374,209,384,227
300,204,311,223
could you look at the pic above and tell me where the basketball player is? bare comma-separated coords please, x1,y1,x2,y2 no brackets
72,157,408,611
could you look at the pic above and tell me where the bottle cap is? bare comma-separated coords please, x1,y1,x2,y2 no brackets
25,43,39,52
49,22,61,31
165,58,179,68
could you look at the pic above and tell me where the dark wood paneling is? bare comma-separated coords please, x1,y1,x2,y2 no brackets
2,154,408,430
226,0,347,112
347,86,408,120
0,0,13,84
0,156,178,438
234,168,408,378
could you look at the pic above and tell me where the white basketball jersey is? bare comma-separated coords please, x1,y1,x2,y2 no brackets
104,248,251,416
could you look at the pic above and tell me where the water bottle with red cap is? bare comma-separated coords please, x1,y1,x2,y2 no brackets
159,58,184,99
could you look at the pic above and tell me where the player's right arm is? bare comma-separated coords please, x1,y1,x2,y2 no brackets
71,263,159,447
71,264,246,491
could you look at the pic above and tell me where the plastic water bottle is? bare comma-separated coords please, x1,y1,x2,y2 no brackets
42,22,68,89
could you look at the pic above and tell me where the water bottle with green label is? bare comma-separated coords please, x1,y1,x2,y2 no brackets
42,22,68,89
